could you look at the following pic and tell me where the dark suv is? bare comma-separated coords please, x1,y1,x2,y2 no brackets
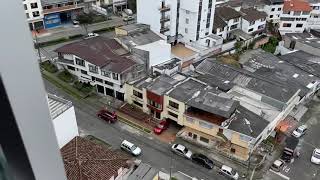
97,109,117,123
191,153,214,169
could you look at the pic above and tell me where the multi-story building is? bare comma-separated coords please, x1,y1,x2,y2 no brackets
55,36,146,101
278,0,312,34
240,8,267,36
308,0,320,29
137,0,216,45
263,0,284,23
23,0,44,30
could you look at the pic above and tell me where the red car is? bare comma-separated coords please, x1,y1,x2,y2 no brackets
154,120,170,134
97,109,117,123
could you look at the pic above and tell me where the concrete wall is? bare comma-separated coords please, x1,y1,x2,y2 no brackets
308,3,320,29
241,18,266,34
279,11,310,34
163,96,185,125
137,0,161,33
124,83,149,113
52,106,79,148
264,4,283,23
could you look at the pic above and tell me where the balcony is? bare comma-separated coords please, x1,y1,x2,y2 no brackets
47,93,73,119
159,5,170,12
160,26,170,33
160,15,170,23
131,95,144,103
57,58,74,65
43,4,84,14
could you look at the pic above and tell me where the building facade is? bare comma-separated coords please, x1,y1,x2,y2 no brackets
23,0,44,30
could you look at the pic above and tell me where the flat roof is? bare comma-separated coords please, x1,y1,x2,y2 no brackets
171,43,196,59
284,32,320,49
127,163,158,180
146,75,181,95
167,78,208,102
117,29,162,49
47,93,72,119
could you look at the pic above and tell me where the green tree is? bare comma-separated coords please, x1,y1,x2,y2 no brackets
235,41,243,53
76,14,93,34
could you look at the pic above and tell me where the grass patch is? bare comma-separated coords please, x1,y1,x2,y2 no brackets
217,55,241,68
38,37,68,47
41,70,85,99
85,135,112,148
69,34,83,39
118,117,152,134
93,27,115,34
40,61,58,73
73,81,94,94
57,70,75,83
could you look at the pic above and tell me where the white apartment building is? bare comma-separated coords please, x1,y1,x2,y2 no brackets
278,0,312,34
308,0,320,29
240,8,267,35
47,93,79,148
137,0,216,45
55,37,146,101
23,0,44,30
263,0,284,23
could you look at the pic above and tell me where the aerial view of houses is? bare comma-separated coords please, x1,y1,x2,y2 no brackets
2,0,320,180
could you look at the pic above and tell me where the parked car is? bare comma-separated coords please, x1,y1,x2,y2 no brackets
84,32,99,39
120,140,142,156
191,153,214,169
281,137,299,162
72,20,79,26
292,125,307,138
311,148,320,164
171,144,192,159
270,159,285,172
97,108,117,123
153,120,170,134
219,165,239,180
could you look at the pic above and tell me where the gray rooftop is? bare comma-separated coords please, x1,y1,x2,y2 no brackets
239,49,320,97
168,78,208,102
279,51,320,78
127,163,158,180
131,77,153,90
284,32,320,49
154,58,181,70
147,75,180,95
187,89,239,118
195,58,298,103
228,106,269,138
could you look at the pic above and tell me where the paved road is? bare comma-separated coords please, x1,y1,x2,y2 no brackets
43,79,227,180
35,16,123,43
264,97,320,180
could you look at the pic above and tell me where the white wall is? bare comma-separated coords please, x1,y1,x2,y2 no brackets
241,18,266,34
308,3,320,29
136,40,171,66
264,4,283,23
53,107,79,148
23,0,43,24
279,11,310,34
137,0,162,33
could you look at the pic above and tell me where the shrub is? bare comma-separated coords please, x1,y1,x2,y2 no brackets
58,70,74,83
73,81,94,94
41,61,58,73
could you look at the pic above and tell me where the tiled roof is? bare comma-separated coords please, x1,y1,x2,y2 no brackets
61,136,131,180
55,37,137,73
216,7,242,21
283,0,312,12
213,14,227,30
241,8,267,22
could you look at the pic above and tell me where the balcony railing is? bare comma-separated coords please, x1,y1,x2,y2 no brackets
160,26,170,33
43,4,84,14
160,15,170,22
131,95,144,103
47,93,73,119
159,5,170,12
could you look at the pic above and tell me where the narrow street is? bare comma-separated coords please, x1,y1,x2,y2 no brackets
43,79,227,180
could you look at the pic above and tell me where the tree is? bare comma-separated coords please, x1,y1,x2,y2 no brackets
235,41,243,53
76,14,93,34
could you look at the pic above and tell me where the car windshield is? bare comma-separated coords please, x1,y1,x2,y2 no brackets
157,124,164,128
313,152,320,159
183,147,188,154
296,128,303,133
131,145,137,151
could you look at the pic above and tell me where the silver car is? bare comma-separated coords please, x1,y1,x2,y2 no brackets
171,144,192,159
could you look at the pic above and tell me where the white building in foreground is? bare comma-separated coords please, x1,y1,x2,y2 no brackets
23,0,44,30
47,93,79,148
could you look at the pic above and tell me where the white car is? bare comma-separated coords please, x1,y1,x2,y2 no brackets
311,148,320,164
292,125,307,138
84,33,99,39
171,144,192,159
219,165,239,180
120,140,141,156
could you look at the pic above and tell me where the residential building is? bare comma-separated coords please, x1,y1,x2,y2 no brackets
61,136,133,180
279,0,312,35
47,93,79,148
240,8,267,36
308,0,320,29
115,24,172,71
55,36,146,101
23,0,44,30
263,0,284,23
213,14,228,39
136,0,217,46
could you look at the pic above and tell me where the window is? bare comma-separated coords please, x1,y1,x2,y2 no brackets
296,24,303,28
302,11,309,15
26,13,29,18
75,58,85,66
104,80,113,86
101,70,110,77
293,11,301,16
200,137,209,144
230,24,237,30
188,132,192,137
186,10,190,14
67,66,75,71
89,65,98,73
112,73,119,80
278,7,281,11
81,70,87,74
24,4,28,10
155,112,161,119
168,111,178,119
199,121,213,129
133,90,143,99
260,18,266,21
133,101,143,107
248,28,254,32
314,15,319,18
283,11,290,14
233,18,239,22
231,148,236,153
30,2,38,9
314,6,320,10
169,100,179,109
282,23,291,27
32,11,40,17
186,117,194,124
249,21,255,25
185,18,189,24
258,25,264,29
147,99,161,109
301,18,307,21
95,77,103,83
271,8,275,11
269,15,273,18
185,28,188,33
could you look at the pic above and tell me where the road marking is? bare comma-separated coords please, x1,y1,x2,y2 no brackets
270,169,290,180
282,165,291,173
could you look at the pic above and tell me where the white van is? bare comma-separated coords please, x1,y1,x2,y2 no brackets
120,140,142,156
